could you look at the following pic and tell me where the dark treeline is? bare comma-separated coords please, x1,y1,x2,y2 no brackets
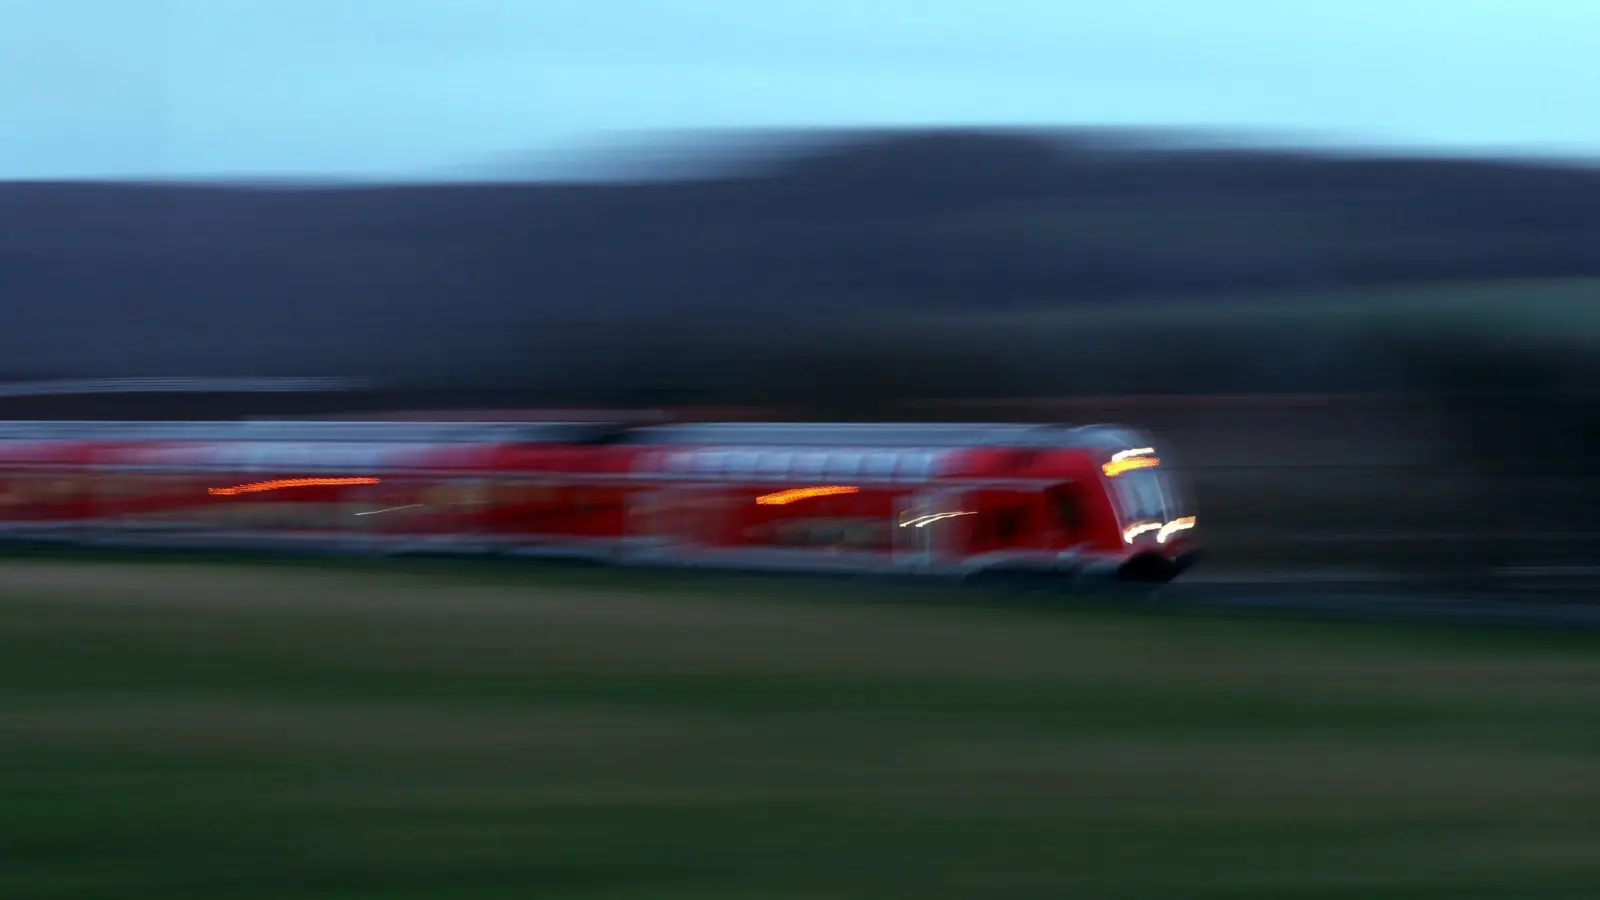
4,129,1600,395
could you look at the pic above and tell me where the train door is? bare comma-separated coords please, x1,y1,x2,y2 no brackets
625,485,666,547
628,484,725,555
892,488,963,569
628,485,684,552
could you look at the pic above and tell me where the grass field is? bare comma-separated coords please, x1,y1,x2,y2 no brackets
2,558,1598,900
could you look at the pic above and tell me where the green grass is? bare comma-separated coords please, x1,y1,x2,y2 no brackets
1,559,1597,899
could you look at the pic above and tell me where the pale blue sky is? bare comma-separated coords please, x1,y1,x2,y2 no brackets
3,0,1598,180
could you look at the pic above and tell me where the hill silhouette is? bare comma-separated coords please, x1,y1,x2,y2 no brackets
4,128,1600,390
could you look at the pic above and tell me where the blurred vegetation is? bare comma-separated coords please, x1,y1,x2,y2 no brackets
2,560,1598,899
7,129,1600,388
689,279,1600,407
1373,307,1600,587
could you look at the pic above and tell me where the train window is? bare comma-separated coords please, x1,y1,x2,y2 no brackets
826,453,864,478
420,481,486,508
571,487,611,512
0,476,32,506
755,453,790,476
492,482,549,505
794,452,828,477
864,453,898,478
1113,470,1168,523
0,475,70,506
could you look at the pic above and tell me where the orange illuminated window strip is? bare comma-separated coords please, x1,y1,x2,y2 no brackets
755,485,859,506
209,476,381,497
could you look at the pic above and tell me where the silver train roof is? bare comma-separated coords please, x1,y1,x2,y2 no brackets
622,422,1146,448
0,419,1148,449
0,420,611,443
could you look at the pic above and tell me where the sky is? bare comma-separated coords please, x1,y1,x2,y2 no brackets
3,0,1599,181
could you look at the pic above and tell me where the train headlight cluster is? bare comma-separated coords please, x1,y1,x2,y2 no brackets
1157,516,1196,543
1123,516,1196,544
1103,448,1159,478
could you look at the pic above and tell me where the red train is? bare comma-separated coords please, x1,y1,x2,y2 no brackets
0,420,1199,583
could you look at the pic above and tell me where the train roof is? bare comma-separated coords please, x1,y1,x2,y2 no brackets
0,419,1152,450
0,420,620,443
619,422,1148,449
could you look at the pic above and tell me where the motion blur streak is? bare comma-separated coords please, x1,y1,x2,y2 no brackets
754,485,860,505
208,476,381,496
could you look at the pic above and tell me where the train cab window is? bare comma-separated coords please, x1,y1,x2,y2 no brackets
1112,470,1168,523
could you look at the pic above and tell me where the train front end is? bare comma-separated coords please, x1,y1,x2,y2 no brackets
1099,443,1200,582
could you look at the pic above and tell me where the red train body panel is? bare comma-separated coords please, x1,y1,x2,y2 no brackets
0,421,1199,583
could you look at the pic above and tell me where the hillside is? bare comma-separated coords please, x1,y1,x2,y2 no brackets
4,129,1600,390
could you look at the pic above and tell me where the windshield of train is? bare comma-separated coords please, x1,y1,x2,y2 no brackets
1110,467,1171,524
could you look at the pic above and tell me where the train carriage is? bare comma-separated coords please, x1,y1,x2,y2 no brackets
0,419,1200,584
616,422,1197,582
0,437,103,539
82,438,508,552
